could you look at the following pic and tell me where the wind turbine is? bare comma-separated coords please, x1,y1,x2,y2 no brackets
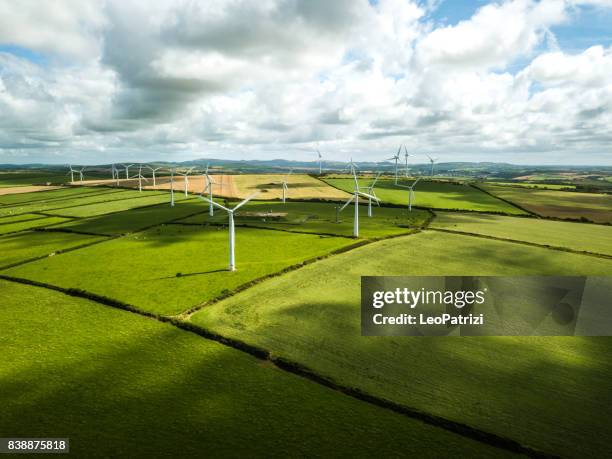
169,168,175,207
281,169,292,203
177,167,194,197
387,146,401,184
66,165,76,183
199,192,260,272
426,154,438,176
345,158,359,176
78,167,86,182
121,164,134,180
202,163,216,216
132,165,148,192
365,172,382,217
111,164,120,186
406,177,421,211
317,150,323,175
403,146,413,177
147,166,162,186
338,169,379,237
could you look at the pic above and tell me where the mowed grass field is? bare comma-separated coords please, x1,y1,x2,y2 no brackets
0,231,108,269
192,231,612,458
178,200,430,238
0,215,71,235
480,184,612,223
324,178,526,214
5,225,357,315
0,281,507,458
486,181,576,190
431,211,612,256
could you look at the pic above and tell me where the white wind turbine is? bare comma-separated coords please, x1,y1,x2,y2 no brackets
426,154,438,176
338,169,379,237
169,167,176,207
199,192,260,272
403,146,413,177
66,165,76,183
317,150,323,175
177,167,194,197
387,146,401,184
131,165,148,192
147,166,162,186
121,164,134,180
78,167,86,182
202,163,216,216
111,164,120,186
365,172,382,217
407,177,421,211
280,169,293,203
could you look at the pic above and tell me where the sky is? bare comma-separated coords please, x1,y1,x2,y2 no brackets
0,0,611,166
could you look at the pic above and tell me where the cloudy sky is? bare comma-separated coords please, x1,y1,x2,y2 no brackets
1,0,611,165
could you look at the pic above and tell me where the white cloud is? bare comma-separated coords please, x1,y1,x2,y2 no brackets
0,0,611,164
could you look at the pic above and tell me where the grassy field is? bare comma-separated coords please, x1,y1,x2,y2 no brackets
324,178,526,214
42,192,181,218
192,231,612,458
54,199,205,235
0,280,507,458
5,225,356,315
0,188,134,217
431,212,612,256
0,171,69,187
231,174,350,200
0,216,71,235
0,231,107,269
0,186,112,206
177,200,430,238
480,184,612,223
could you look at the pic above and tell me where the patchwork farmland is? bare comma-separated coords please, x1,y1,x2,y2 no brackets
1,172,611,457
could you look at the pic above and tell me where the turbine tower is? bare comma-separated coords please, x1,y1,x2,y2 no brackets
169,168,175,207
407,177,421,211
426,154,438,177
78,167,86,182
317,150,323,175
202,163,216,216
199,192,261,271
147,166,162,186
403,146,412,177
131,165,148,192
365,172,382,217
281,169,292,203
66,165,76,183
121,164,134,180
177,167,194,197
338,169,379,237
387,146,401,184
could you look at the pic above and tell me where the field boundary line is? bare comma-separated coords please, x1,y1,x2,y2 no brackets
0,273,557,459
427,227,612,259
471,183,540,216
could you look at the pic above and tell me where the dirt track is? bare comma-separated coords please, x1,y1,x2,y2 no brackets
0,185,63,196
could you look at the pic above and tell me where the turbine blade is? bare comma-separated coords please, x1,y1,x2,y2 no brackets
232,192,261,211
357,191,379,202
339,195,355,212
199,196,230,212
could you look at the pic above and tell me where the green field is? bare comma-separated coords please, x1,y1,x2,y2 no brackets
0,215,71,235
0,171,69,187
0,188,139,218
324,178,525,214
0,231,107,269
192,231,612,458
480,184,612,223
431,212,612,256
0,280,506,458
178,200,430,238
5,225,356,315
0,187,107,205
54,199,205,235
